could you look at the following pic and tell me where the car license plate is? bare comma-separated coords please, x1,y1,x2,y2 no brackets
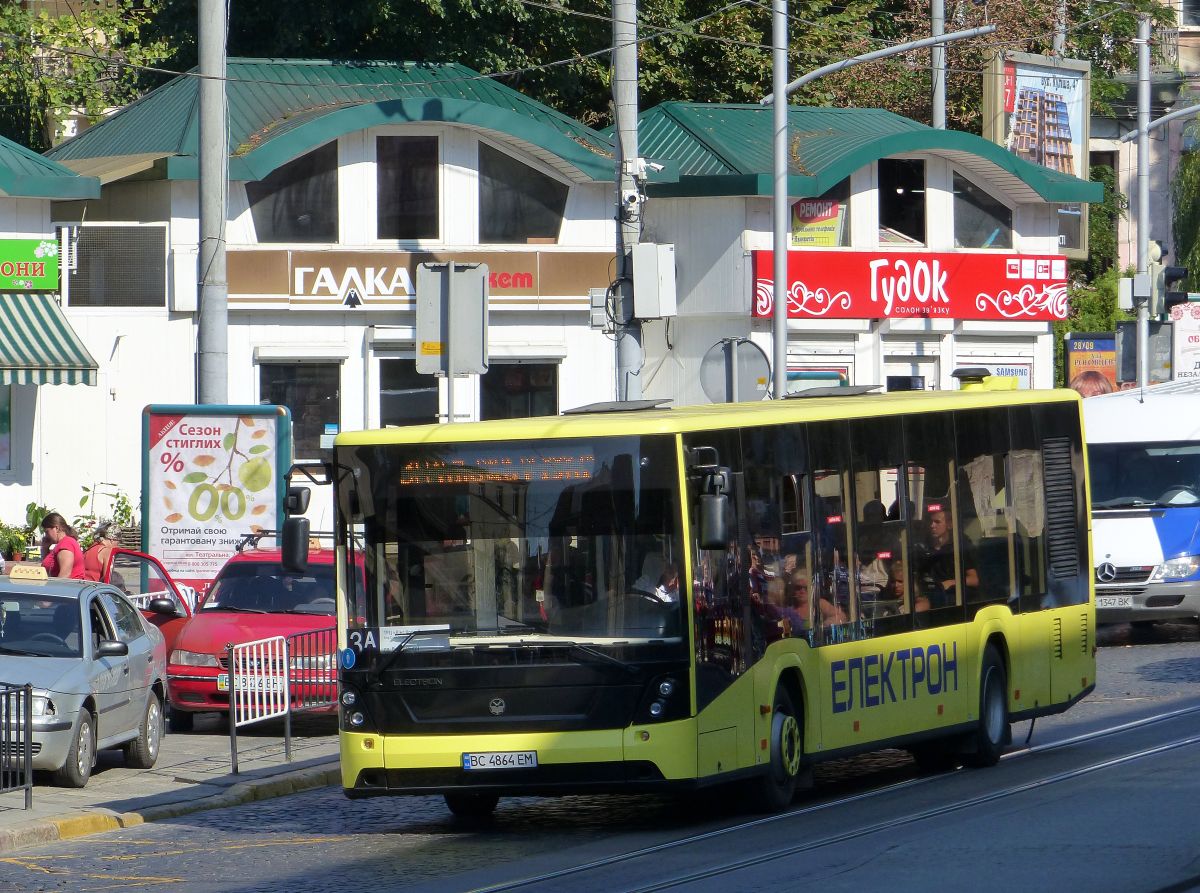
462,751,537,771
1096,595,1134,609
216,673,286,693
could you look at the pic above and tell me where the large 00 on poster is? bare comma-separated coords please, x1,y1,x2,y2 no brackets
143,406,291,591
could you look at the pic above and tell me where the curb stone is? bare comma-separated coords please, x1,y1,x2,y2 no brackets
0,762,340,855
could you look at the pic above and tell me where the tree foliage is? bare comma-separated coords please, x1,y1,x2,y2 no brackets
0,0,169,151
1172,149,1200,292
141,0,1171,131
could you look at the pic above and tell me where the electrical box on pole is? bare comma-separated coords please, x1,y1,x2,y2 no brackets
631,243,677,318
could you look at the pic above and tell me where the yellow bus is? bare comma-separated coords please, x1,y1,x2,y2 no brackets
299,382,1094,817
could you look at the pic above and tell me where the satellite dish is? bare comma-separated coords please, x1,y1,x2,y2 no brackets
700,338,771,403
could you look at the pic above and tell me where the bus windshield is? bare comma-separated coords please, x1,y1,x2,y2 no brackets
340,435,685,645
1089,441,1200,508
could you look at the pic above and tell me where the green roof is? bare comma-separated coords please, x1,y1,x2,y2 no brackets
0,135,98,200
638,103,1102,204
47,59,615,183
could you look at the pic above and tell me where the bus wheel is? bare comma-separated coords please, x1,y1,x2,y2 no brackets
445,792,500,819
965,644,1009,768
749,686,803,812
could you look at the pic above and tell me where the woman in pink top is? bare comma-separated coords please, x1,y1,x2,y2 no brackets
41,512,86,580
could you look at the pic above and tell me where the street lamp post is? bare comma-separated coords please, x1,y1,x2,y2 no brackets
761,25,996,399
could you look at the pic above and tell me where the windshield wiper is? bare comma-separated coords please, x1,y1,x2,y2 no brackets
1096,498,1163,509
0,645,41,656
512,639,639,674
202,605,268,614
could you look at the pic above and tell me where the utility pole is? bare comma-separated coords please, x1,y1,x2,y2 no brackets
1053,0,1067,54
932,0,945,129
1136,14,1150,392
770,0,788,399
197,0,228,404
612,0,643,402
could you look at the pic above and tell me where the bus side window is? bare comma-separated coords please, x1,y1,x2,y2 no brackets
955,408,1015,617
684,430,748,711
1010,406,1049,612
849,416,911,636
808,421,855,642
904,412,966,628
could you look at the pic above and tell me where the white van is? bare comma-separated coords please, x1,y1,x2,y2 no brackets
1084,379,1200,624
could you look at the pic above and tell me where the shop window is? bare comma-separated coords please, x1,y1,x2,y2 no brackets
1183,0,1200,26
67,225,166,307
377,136,438,240
953,173,1012,249
480,363,558,420
380,358,438,427
478,143,568,244
247,142,339,243
260,363,341,459
791,179,851,248
0,386,9,471
878,159,926,245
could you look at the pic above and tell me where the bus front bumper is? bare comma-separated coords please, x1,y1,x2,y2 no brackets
340,723,699,797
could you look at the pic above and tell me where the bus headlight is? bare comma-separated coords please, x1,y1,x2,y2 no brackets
1154,556,1200,581
341,691,357,706
348,711,365,727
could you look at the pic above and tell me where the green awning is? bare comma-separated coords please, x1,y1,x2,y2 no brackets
0,294,98,386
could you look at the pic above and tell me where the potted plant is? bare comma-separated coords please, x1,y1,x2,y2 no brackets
0,524,26,562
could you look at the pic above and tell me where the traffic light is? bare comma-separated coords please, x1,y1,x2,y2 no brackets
1163,265,1190,311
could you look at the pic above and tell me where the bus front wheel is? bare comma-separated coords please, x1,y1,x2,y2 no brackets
965,644,1009,767
445,792,500,819
749,686,803,812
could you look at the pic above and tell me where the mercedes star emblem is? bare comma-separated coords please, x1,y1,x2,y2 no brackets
1096,562,1117,583
489,697,506,716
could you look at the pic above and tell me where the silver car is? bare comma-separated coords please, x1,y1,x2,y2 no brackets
0,574,173,787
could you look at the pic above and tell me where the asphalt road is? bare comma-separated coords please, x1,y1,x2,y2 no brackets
2,620,1197,893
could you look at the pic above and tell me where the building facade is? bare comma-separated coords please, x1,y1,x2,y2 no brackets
0,65,1100,528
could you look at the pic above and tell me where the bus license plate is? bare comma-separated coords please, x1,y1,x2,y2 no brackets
1096,595,1133,609
216,674,285,693
462,751,537,771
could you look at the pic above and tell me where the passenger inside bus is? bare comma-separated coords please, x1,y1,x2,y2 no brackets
916,507,977,607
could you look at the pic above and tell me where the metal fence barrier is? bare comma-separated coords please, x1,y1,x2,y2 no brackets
0,683,33,809
227,628,336,774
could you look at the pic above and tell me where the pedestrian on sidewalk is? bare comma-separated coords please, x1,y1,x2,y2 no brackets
83,522,121,581
41,512,86,579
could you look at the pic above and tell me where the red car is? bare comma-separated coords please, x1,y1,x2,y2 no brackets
165,539,338,732
103,548,195,655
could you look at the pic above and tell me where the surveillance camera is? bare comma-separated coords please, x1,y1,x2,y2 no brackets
646,161,664,173
623,191,640,205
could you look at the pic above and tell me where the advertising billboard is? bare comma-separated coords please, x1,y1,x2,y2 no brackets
751,249,1069,321
1064,332,1117,389
984,52,1091,259
142,405,292,592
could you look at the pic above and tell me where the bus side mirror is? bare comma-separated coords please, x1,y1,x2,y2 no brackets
285,485,311,516
281,517,310,574
698,493,729,550
697,467,731,549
